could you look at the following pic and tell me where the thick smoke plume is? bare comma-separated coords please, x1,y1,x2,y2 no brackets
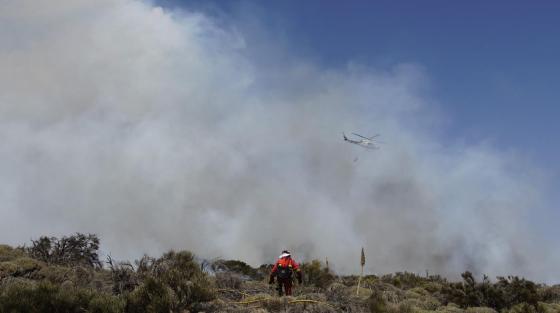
0,0,555,282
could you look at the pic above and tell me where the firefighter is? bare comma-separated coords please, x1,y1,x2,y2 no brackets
268,250,302,296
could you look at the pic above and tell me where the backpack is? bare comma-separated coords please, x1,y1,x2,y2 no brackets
277,263,293,280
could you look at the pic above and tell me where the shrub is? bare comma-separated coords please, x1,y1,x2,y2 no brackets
367,289,388,313
505,302,539,313
135,250,215,310
0,257,43,279
361,275,380,289
27,233,102,268
436,273,542,312
300,260,335,289
215,272,243,289
465,307,498,313
437,304,465,313
214,259,263,280
406,287,429,298
423,281,445,294
125,277,177,313
461,271,483,307
37,265,73,284
537,302,560,313
88,293,125,313
0,245,26,262
36,264,99,289
538,285,560,303
257,264,274,280
107,256,138,294
418,296,441,310
380,272,426,290
395,301,414,313
495,276,540,309
0,280,120,313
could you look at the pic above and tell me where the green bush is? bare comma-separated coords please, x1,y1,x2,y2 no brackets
88,293,125,313
504,302,539,313
437,304,466,313
394,301,414,313
434,273,543,312
0,257,43,279
537,302,560,313
496,276,540,309
36,264,101,290
37,265,74,284
361,275,380,289
125,277,176,313
538,285,560,303
380,272,426,290
367,289,388,313
423,281,445,294
406,287,430,298
0,280,121,313
107,257,138,294
465,307,498,313
300,260,335,289
135,250,215,310
0,245,26,262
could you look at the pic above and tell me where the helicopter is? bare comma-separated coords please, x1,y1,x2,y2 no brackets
343,132,381,149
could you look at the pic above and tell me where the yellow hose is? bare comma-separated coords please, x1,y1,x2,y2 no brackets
215,288,252,298
231,298,267,305
230,297,334,307
217,288,334,307
289,299,335,307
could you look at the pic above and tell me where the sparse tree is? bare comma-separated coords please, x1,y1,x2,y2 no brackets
27,233,101,268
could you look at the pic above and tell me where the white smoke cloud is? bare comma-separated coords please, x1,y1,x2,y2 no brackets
0,0,555,282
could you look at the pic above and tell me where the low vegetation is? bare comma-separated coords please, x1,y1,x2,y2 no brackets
0,234,558,312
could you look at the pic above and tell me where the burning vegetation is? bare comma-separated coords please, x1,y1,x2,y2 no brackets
0,233,559,313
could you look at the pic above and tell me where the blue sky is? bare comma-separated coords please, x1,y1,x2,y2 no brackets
159,0,560,158
160,2,559,198
156,0,560,237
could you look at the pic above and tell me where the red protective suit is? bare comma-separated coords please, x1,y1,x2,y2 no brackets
269,256,302,296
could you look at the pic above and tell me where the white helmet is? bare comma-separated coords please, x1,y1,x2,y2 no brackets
279,250,291,258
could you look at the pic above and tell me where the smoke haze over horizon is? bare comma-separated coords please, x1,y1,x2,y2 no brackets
1,0,557,283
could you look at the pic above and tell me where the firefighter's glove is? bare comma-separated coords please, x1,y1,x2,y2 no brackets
268,278,274,285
